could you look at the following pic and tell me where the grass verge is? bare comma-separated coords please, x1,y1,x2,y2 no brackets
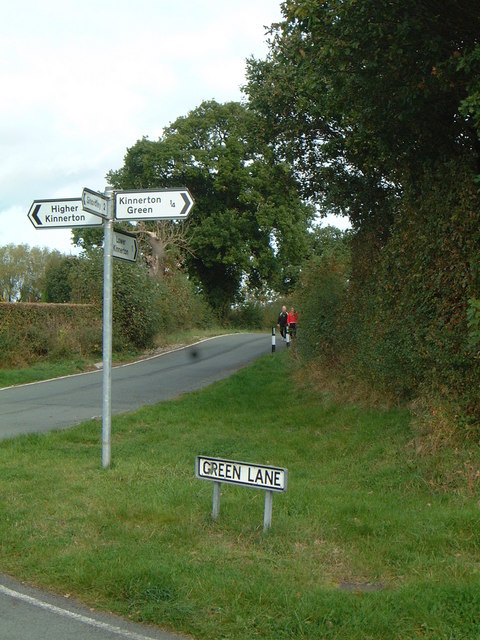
0,358,90,388
0,352,479,639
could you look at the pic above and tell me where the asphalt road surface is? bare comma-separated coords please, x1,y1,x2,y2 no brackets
0,574,188,640
0,332,279,440
0,332,281,639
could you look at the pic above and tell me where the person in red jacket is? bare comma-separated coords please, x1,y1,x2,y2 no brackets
287,307,298,338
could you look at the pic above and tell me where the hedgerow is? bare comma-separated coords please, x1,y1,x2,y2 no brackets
0,303,101,367
296,159,480,427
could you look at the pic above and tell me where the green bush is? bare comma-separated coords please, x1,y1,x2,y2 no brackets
0,255,216,366
111,262,162,350
467,298,480,354
227,301,265,329
0,327,16,367
298,160,480,424
77,324,103,356
295,255,349,363
155,270,213,334
0,303,100,367
70,252,216,350
70,253,161,351
25,324,51,357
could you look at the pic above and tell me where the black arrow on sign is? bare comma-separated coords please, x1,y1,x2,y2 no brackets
31,204,42,226
180,192,192,217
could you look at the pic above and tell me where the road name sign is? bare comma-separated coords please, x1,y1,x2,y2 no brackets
112,230,138,263
82,188,108,218
196,456,287,531
28,199,103,229
196,456,287,492
115,188,194,221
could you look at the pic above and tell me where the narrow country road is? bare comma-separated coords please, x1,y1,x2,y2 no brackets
0,333,279,439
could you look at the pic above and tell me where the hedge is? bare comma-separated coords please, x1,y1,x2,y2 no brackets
0,303,102,367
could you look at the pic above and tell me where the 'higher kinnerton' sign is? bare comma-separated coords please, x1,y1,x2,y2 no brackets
196,456,287,492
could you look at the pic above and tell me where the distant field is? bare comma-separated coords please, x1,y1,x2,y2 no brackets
0,352,479,639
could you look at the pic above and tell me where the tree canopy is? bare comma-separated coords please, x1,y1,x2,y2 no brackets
245,0,480,231
0,244,60,302
108,100,314,314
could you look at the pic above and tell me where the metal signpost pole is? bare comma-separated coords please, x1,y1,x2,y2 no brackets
102,187,114,469
263,490,273,532
212,482,221,519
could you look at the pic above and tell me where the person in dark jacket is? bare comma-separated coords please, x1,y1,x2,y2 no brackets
277,305,288,340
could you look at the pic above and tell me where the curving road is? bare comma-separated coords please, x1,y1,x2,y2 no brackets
0,333,280,440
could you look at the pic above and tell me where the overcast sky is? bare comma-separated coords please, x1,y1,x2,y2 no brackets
1,0,346,255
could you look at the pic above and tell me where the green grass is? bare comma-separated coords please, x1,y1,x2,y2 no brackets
0,358,90,388
0,352,479,639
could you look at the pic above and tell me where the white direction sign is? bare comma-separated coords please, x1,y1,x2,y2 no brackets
28,199,103,229
82,188,108,219
112,230,138,263
115,188,194,221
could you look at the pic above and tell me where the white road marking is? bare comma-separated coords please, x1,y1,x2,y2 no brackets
0,583,161,640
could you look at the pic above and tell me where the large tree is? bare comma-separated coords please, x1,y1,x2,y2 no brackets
245,0,480,232
108,100,314,314
0,244,59,302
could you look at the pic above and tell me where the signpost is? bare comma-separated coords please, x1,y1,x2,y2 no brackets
112,230,138,263
115,188,194,221
28,185,194,469
196,456,288,531
28,199,103,229
101,187,114,469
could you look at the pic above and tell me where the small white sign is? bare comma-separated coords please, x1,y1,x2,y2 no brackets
196,456,287,492
28,199,103,229
112,230,138,263
82,188,108,219
115,188,194,221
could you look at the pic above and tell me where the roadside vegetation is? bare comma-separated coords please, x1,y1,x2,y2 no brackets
0,353,479,639
246,1,480,435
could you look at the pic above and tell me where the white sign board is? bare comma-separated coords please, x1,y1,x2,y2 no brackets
82,188,108,219
112,230,138,263
28,199,103,229
115,188,194,221
196,456,287,492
